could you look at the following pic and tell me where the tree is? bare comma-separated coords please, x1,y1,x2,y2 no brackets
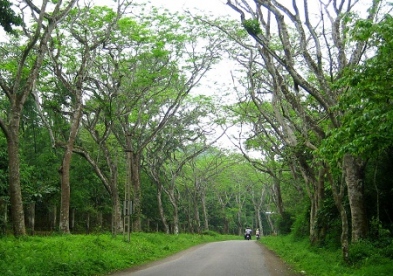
0,0,77,236
44,4,123,234
144,95,222,234
184,147,230,233
101,8,226,231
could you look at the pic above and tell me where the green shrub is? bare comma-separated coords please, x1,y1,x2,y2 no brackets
348,239,379,264
381,240,393,258
201,230,219,236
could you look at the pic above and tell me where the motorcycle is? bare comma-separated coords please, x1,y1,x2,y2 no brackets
245,233,251,240
256,233,260,240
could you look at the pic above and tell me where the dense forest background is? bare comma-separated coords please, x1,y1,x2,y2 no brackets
1,0,392,262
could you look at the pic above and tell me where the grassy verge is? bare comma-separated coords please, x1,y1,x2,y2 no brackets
260,235,393,276
0,232,239,276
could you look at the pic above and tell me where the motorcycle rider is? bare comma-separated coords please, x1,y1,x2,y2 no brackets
244,226,252,239
256,228,260,239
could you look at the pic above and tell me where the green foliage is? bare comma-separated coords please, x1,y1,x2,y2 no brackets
0,233,239,275
347,238,393,266
320,15,393,161
201,230,219,236
242,18,262,36
0,0,22,34
261,235,393,276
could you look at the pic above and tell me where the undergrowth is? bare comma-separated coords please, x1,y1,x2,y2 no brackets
260,235,393,276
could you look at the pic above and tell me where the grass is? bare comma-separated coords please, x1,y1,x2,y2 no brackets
0,232,240,276
260,235,393,276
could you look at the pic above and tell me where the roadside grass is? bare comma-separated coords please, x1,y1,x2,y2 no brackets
0,232,240,276
260,235,393,276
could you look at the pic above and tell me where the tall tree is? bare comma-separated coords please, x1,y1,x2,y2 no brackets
45,4,124,233
103,9,226,231
144,95,222,233
0,0,77,236
184,148,231,232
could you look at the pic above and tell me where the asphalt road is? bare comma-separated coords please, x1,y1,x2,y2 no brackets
109,240,299,276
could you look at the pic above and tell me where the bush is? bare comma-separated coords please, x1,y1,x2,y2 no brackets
381,241,393,259
349,239,380,264
201,230,219,237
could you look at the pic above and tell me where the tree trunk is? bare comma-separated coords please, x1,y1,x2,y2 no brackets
340,207,350,261
59,109,82,234
7,128,26,236
59,149,72,234
272,177,284,216
130,152,142,231
71,208,75,230
328,169,349,262
194,203,201,233
201,192,209,231
27,202,35,235
97,211,103,228
50,204,57,231
111,191,123,235
309,168,325,245
254,206,263,236
267,214,276,235
156,184,169,234
344,154,368,241
173,203,179,235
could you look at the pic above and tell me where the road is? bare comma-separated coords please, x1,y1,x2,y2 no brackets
109,240,300,276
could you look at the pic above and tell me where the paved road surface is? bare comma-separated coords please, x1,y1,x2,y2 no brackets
109,240,299,276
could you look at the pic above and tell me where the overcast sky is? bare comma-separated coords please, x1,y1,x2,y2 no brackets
148,0,233,15
94,0,237,18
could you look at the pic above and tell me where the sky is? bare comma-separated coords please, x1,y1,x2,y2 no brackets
94,0,238,18
148,0,235,16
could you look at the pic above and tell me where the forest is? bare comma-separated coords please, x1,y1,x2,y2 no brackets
1,0,392,264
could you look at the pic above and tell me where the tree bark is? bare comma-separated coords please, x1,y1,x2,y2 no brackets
130,152,142,231
328,168,349,261
173,202,179,235
156,183,170,234
193,193,201,233
50,204,57,231
59,103,82,234
7,126,25,236
59,147,72,234
201,192,209,231
344,154,368,241
27,202,35,235
111,189,123,234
